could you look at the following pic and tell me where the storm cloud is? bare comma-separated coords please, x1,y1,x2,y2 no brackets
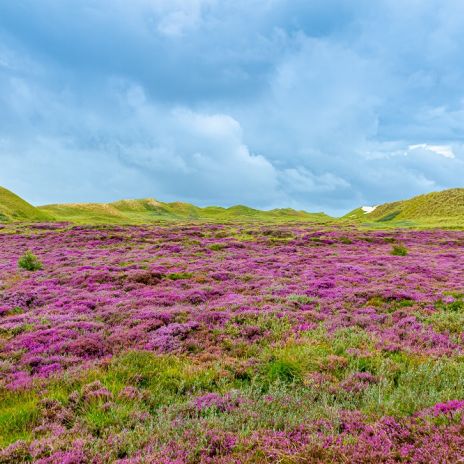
0,0,463,215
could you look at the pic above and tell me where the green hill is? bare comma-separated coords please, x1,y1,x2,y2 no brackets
38,198,333,224
344,188,464,227
3,185,462,227
0,187,53,223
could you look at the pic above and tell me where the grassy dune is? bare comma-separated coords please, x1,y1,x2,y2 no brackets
1,186,463,228
344,188,464,229
38,199,333,224
0,187,52,223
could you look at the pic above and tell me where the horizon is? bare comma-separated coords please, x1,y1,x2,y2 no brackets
1,1,464,215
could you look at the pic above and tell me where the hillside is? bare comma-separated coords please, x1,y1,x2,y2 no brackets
0,187,53,223
3,185,463,227
39,198,333,224
344,188,464,227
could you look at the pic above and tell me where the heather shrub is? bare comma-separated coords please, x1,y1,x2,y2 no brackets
18,251,42,271
391,244,408,256
1,223,464,461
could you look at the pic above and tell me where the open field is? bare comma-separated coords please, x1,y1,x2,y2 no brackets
1,223,464,463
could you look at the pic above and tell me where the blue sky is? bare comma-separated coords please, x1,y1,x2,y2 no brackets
0,0,463,215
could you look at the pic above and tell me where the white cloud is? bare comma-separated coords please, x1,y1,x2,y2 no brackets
409,143,455,159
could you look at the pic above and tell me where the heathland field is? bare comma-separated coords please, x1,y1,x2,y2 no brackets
1,222,464,463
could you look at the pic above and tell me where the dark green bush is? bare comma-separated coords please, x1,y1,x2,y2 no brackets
167,272,193,280
391,244,408,256
18,251,43,271
209,243,226,251
339,237,353,244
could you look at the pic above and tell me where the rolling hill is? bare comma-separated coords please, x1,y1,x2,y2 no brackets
2,185,463,227
0,187,53,222
344,188,464,227
38,198,332,224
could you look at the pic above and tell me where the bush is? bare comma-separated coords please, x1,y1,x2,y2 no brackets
18,251,43,271
391,244,408,256
167,272,193,280
209,243,226,251
339,237,353,244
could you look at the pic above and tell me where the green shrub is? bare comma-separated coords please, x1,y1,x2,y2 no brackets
434,298,464,313
167,272,193,280
18,251,43,271
391,244,408,256
209,243,226,251
339,237,353,244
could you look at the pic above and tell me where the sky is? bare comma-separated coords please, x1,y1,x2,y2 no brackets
0,0,463,216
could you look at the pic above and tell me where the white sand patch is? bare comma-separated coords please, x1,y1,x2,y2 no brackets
361,206,378,214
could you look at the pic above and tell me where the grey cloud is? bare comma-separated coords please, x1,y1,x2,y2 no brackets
0,0,463,215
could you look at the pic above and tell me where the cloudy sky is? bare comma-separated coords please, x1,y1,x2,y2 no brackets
1,0,463,215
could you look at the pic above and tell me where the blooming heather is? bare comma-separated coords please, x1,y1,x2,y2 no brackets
0,223,463,462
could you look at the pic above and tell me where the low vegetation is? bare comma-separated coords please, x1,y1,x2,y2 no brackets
0,223,463,462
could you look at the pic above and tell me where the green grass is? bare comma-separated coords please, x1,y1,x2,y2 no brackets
0,393,39,446
0,186,53,223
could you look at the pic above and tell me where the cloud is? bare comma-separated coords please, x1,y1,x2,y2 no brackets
0,0,463,215
116,88,280,204
409,144,455,159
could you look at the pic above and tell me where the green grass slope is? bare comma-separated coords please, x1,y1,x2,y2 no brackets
0,187,53,223
39,202,127,224
39,198,333,224
344,188,464,228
